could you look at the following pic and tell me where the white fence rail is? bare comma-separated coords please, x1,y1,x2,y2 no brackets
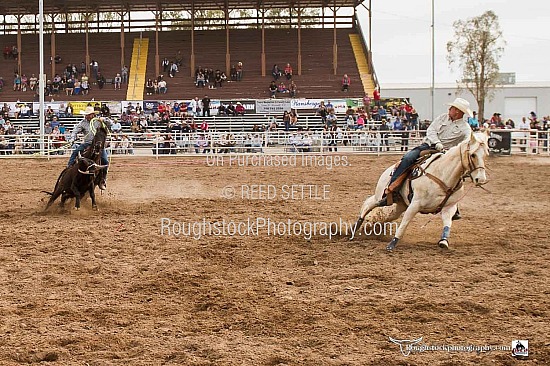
0,129,548,158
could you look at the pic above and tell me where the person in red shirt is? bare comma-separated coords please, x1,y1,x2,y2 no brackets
157,102,167,116
284,63,293,80
362,93,372,119
235,102,245,116
373,87,381,106
341,74,351,91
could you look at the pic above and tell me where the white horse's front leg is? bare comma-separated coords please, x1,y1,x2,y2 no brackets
438,203,457,249
387,203,420,251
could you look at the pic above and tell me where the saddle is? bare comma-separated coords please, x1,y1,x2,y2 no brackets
385,149,440,205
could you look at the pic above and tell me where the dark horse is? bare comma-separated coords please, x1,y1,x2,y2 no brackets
43,125,108,210
85,124,109,190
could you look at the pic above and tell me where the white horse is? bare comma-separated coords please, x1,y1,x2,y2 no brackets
353,131,489,250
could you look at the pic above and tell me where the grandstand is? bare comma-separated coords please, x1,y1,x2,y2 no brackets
0,0,378,102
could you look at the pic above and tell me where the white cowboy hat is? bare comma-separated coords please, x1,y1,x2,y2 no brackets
448,98,473,118
80,106,96,115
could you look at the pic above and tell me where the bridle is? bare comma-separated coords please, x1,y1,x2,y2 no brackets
459,138,488,187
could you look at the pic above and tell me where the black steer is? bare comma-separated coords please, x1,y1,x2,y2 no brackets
44,153,108,210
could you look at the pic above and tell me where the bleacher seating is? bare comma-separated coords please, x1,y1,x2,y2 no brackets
1,28,366,101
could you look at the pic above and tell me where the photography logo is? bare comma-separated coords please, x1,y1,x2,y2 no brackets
511,340,528,357
389,336,423,357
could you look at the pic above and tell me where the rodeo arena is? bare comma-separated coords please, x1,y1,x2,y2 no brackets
0,0,548,364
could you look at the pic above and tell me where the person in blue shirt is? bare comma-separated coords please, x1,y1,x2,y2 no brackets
393,116,403,131
468,111,479,130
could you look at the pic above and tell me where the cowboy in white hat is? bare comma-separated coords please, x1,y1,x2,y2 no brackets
380,97,473,219
68,105,113,190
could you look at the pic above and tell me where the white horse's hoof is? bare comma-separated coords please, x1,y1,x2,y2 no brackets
438,239,449,249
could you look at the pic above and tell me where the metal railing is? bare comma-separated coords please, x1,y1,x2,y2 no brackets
1,129,548,159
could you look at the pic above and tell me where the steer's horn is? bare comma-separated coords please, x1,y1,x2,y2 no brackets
96,164,109,170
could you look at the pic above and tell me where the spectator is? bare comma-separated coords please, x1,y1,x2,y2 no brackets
409,108,419,129
363,93,372,119
153,78,159,94
272,64,281,80
90,60,99,79
65,78,75,95
316,101,328,125
114,73,122,90
111,119,122,133
341,74,351,91
269,81,277,98
121,65,129,84
468,111,479,130
196,71,205,88
235,102,245,116
169,62,178,78
190,97,200,117
400,120,413,151
162,57,170,73
81,74,89,95
284,63,293,80
158,79,167,94
226,103,236,116
97,72,106,89
11,45,18,60
289,80,297,97
218,104,227,116
379,119,390,151
145,78,154,95
290,111,298,127
200,120,209,132
393,116,403,131
201,95,211,117
326,109,337,127
277,81,288,94
373,87,381,106
13,73,21,91
174,51,183,67
194,134,209,153
28,74,37,91
281,111,291,131
236,61,243,81
21,74,28,92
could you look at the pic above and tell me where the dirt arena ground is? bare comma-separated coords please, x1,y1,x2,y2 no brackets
0,153,548,365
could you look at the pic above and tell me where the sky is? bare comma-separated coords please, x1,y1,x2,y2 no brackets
355,0,550,85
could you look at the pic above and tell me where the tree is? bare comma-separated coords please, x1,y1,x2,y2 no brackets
446,10,506,123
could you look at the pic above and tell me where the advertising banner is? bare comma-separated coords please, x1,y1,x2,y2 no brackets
290,98,348,113
255,99,290,114
66,101,102,115
488,130,512,155
220,100,257,114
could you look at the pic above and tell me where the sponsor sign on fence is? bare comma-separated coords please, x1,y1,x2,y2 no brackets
255,99,290,114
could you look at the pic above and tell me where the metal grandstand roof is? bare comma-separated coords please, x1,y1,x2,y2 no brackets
1,0,364,15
